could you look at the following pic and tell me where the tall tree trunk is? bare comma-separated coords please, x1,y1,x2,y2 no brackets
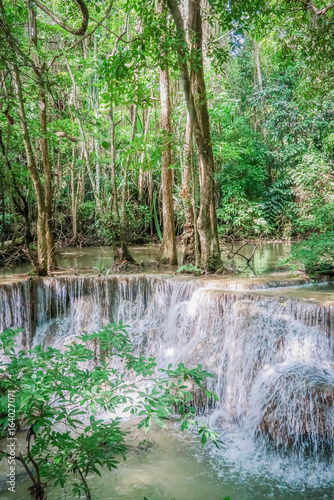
148,170,154,237
191,152,200,268
254,39,266,139
27,0,57,270
188,0,220,269
65,57,103,217
1,3,49,273
181,111,196,263
39,84,57,269
138,106,151,202
13,66,48,274
114,105,137,264
167,0,221,271
157,0,177,265
56,139,62,194
70,145,77,241
109,97,118,218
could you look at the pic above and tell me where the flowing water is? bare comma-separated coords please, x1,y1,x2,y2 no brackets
0,241,292,279
0,244,333,499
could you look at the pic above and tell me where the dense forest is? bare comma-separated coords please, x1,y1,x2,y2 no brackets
1,0,334,274
2,3,334,500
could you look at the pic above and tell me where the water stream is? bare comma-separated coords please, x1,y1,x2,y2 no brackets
0,245,333,499
0,241,292,279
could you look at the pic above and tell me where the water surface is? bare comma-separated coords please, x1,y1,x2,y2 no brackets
0,242,292,279
1,422,333,500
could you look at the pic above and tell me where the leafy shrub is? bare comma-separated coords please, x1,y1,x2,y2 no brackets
0,325,220,499
217,184,270,238
79,200,96,220
126,203,152,240
261,179,295,236
177,263,201,276
290,232,334,275
292,151,334,234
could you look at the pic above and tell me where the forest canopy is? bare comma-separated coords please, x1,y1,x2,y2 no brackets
1,0,333,273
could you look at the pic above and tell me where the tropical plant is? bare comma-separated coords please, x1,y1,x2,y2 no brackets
0,324,220,500
289,232,334,276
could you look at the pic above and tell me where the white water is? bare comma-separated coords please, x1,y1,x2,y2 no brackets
0,275,333,498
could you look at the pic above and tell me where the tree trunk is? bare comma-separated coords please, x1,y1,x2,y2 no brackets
65,57,103,217
109,97,118,218
38,84,58,269
167,0,221,271
254,39,266,139
181,111,196,264
13,66,48,275
1,4,48,273
138,106,151,202
114,105,137,264
27,0,57,270
71,145,77,241
56,139,62,195
191,152,200,268
3,122,19,244
157,0,177,265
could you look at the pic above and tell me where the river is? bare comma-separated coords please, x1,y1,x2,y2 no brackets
0,243,333,499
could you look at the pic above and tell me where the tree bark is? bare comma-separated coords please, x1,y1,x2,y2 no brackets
70,145,77,241
38,85,57,269
12,66,48,275
0,73,32,243
181,110,196,264
27,2,57,270
114,105,137,264
109,97,118,218
65,56,103,217
157,0,177,265
254,39,266,139
167,0,221,271
1,2,50,273
138,106,151,203
4,121,19,244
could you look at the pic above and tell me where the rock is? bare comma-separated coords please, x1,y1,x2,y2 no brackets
253,363,334,450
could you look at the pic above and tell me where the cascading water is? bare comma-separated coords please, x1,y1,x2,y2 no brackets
0,274,333,497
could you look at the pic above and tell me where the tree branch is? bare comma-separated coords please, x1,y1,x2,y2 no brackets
48,0,114,69
317,3,334,16
305,1,334,16
0,449,37,485
35,0,89,36
27,427,41,483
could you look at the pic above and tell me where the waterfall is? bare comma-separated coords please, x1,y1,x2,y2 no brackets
0,275,333,457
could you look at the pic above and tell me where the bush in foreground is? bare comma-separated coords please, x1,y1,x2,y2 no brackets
0,325,220,499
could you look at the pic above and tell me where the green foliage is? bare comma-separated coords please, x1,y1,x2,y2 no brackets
217,184,270,238
3,0,334,256
126,203,152,240
0,325,221,499
261,179,295,237
79,201,96,220
177,263,201,276
210,95,271,238
292,151,334,234
290,232,334,276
